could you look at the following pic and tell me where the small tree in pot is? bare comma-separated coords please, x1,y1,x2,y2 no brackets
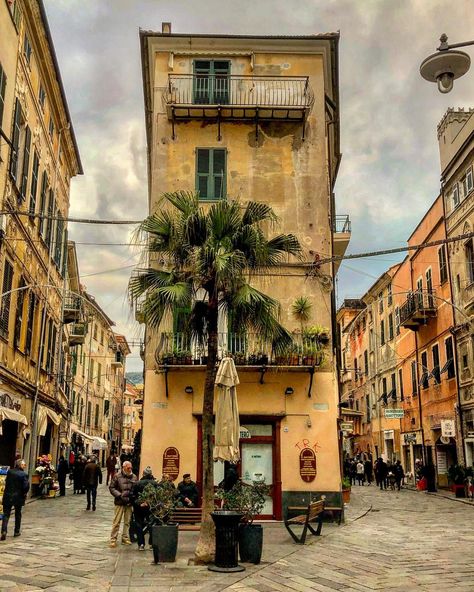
216,480,270,564
138,481,179,563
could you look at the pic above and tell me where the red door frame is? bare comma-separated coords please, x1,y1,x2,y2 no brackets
196,416,282,520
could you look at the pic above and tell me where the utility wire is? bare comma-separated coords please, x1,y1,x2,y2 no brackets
0,209,142,225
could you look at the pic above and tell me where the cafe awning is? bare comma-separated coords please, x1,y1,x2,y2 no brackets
0,406,28,436
92,437,108,450
74,429,94,441
38,405,61,437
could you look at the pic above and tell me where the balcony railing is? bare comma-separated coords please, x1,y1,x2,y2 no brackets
69,322,87,346
63,293,82,324
399,290,437,330
333,215,351,234
155,332,326,367
165,74,314,122
462,282,474,313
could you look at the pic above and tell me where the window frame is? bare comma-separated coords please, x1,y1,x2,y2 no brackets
195,147,227,201
0,259,14,339
438,245,448,284
23,34,32,65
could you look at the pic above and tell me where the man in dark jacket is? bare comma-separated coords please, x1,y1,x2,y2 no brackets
109,461,137,547
57,455,69,497
1,459,29,540
131,466,156,550
83,456,102,511
105,452,118,485
375,457,388,490
177,473,199,507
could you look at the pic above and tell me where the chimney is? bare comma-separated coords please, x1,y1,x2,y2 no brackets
162,22,172,35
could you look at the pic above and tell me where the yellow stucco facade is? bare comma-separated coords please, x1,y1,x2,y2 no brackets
139,29,346,518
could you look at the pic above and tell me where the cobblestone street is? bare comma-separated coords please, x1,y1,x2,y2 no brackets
1,483,474,591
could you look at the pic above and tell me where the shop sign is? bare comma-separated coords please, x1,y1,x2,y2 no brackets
441,419,455,438
299,448,317,483
0,392,21,412
340,421,354,433
162,447,179,481
239,426,251,439
403,431,422,445
384,408,404,419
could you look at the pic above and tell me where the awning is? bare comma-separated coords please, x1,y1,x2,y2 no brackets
74,429,94,441
92,437,107,450
0,406,28,436
37,405,61,437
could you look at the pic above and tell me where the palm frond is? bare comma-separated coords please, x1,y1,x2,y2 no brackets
164,191,199,216
242,201,278,226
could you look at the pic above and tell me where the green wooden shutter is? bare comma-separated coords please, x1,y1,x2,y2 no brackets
212,149,226,199
0,260,14,338
39,171,48,235
25,292,36,356
196,148,210,199
193,60,211,104
20,125,31,200
45,191,55,251
213,61,230,104
9,99,21,183
29,151,39,216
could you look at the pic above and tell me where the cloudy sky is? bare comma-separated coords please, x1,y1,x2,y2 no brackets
43,0,474,372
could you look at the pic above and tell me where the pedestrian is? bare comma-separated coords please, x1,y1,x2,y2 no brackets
364,459,373,485
106,451,118,486
109,460,137,548
375,457,388,490
73,454,84,494
1,459,29,541
350,460,357,486
177,473,199,507
356,460,365,485
394,460,404,491
57,455,69,497
131,466,156,551
83,455,103,511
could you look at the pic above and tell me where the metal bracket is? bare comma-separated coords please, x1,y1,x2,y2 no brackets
163,365,169,397
255,108,259,143
259,365,267,385
307,366,315,397
217,107,222,141
171,107,176,140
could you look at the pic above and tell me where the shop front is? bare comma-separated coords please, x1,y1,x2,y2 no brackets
401,430,423,479
0,391,28,467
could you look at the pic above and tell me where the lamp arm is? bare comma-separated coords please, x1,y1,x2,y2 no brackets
438,35,474,51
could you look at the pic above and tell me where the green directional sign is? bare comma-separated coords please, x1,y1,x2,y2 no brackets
384,408,404,419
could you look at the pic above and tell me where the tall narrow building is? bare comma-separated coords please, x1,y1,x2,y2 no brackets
138,26,349,517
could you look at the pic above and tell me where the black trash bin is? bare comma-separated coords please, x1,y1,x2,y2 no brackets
208,511,245,573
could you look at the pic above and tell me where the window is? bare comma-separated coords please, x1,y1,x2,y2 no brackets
390,373,396,401
462,354,468,369
438,245,448,284
0,260,14,338
25,292,36,356
366,394,371,423
381,377,387,405
9,99,22,184
104,399,110,417
100,329,104,345
379,292,384,313
353,357,358,379
29,151,39,217
38,172,48,237
0,64,6,130
48,117,54,141
86,402,91,427
8,1,22,29
193,60,230,104
420,351,429,389
387,283,392,306
196,148,226,200
364,350,368,375
442,337,456,379
46,321,56,374
13,277,25,349
94,404,99,429
45,190,54,252
89,359,95,382
369,329,374,351
38,84,46,109
97,363,102,386
23,34,32,65
453,184,460,208
466,167,474,195
398,368,404,401
432,344,440,384
388,313,394,341
466,240,474,284
53,213,64,269
411,360,418,395
93,323,98,341
380,319,385,345
395,307,400,335
20,125,31,200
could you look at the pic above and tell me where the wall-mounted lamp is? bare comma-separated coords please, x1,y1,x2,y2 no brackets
306,417,312,428
285,387,294,396
184,386,194,394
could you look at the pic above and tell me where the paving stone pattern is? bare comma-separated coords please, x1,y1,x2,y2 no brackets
0,481,474,591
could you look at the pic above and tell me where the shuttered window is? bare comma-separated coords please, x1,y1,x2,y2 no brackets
29,151,39,217
0,64,6,130
54,214,64,269
25,292,36,356
0,260,14,338
13,276,26,349
39,171,48,236
9,99,22,184
20,125,31,200
45,190,54,251
196,148,226,200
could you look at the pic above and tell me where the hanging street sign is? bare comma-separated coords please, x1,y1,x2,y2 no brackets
340,421,354,433
384,408,404,419
441,419,455,438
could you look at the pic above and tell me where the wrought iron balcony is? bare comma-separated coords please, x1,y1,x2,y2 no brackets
165,74,314,124
68,322,87,346
333,215,351,234
155,331,325,367
399,290,437,330
63,293,82,324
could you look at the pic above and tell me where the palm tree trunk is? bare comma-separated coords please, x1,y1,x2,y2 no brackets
194,293,219,563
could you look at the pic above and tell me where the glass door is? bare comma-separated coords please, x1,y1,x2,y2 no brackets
241,442,273,515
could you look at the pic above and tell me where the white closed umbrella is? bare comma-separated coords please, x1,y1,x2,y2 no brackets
213,357,240,463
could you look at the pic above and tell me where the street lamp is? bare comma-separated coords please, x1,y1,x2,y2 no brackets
420,34,472,93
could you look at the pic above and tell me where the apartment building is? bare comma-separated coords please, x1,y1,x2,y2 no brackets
138,25,350,518
438,108,474,466
122,382,142,452
0,0,82,469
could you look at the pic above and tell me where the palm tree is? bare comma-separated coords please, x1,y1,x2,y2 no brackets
129,191,302,563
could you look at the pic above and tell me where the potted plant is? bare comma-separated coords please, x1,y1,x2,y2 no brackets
234,351,247,365
447,464,472,498
342,476,351,504
217,480,270,564
162,351,173,365
138,481,179,563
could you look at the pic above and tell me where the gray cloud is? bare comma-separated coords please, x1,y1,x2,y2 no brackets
44,0,474,369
